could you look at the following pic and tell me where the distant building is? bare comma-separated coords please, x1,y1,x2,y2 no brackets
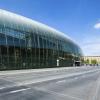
83,56,100,64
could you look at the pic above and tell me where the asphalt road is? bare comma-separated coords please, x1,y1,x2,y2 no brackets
0,66,100,100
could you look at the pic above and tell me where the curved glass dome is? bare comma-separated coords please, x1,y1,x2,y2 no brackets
0,9,82,70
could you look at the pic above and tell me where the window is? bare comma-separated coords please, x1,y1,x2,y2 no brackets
0,33,6,45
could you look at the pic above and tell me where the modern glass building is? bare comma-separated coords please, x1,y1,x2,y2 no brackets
0,9,82,70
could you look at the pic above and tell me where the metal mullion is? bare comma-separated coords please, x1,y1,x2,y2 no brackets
44,35,47,65
24,24,29,68
20,33,24,68
37,35,40,67
42,36,45,65
27,25,33,67
16,24,22,68
56,39,58,57
10,23,16,68
24,32,27,68
45,35,48,66
33,32,36,66
0,43,2,67
50,38,53,66
53,37,56,65
4,23,9,68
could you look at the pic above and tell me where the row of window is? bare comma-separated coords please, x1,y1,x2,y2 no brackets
0,26,81,55
0,25,82,70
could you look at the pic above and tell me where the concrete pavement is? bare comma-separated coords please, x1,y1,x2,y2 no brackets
0,66,100,100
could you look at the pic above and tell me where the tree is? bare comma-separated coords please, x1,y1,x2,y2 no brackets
84,59,89,64
91,59,97,65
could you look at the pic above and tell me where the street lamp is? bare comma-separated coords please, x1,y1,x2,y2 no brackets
57,57,65,67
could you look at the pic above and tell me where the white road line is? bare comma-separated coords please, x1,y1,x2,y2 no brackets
9,88,31,94
56,80,66,83
0,68,99,92
0,87,31,96
0,87,6,90
17,69,100,86
0,68,99,93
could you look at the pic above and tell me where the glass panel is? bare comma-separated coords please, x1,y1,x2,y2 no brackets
0,33,6,45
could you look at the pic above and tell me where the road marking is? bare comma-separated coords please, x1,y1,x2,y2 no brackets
56,80,66,83
9,88,31,94
0,68,99,95
0,87,31,96
0,87,6,90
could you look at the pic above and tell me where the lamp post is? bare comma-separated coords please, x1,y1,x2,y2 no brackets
57,57,65,67
57,59,59,67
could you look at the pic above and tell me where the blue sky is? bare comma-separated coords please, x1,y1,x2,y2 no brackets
0,0,100,56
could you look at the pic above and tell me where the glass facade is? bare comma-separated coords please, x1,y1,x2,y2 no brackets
0,9,82,70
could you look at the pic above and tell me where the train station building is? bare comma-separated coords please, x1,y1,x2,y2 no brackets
0,9,82,70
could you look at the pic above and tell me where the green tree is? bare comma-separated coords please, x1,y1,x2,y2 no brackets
91,59,97,64
84,59,89,64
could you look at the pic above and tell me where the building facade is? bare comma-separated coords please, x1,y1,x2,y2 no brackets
83,56,100,64
0,9,82,70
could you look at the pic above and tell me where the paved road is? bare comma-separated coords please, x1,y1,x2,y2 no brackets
0,66,100,100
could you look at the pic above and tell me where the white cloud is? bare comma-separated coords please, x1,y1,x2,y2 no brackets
94,23,100,29
82,43,100,56
78,22,100,56
80,36,100,56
